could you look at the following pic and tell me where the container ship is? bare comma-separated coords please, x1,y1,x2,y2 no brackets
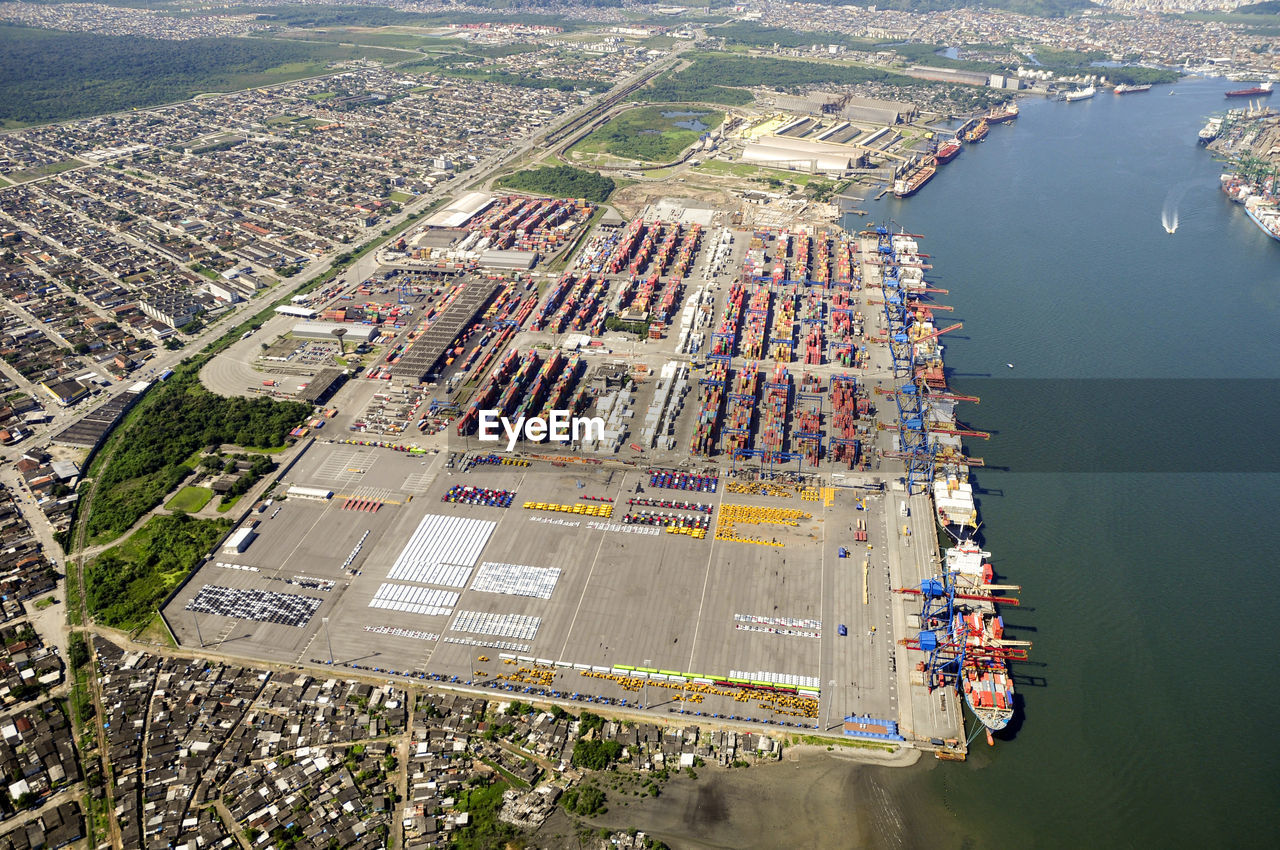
1244,197,1280,242
1225,81,1272,98
1063,85,1096,102
1113,83,1152,94
962,120,989,143
957,610,1017,732
893,156,936,198
934,137,962,164
984,103,1018,123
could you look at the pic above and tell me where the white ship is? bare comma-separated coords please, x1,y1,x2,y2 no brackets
1063,86,1096,102
1198,117,1223,145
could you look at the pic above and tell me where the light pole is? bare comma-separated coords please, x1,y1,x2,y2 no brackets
193,611,204,648
322,617,334,664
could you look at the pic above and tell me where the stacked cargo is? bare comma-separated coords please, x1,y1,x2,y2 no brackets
655,276,682,324
803,324,824,365
829,374,862,468
723,364,759,456
607,220,645,274
632,272,661,316
711,283,745,357
540,355,584,419
628,223,659,276
769,287,795,362
494,350,542,419
531,273,574,331
834,235,854,286
515,349,565,419
465,325,515,386
571,277,609,334
740,285,770,360
651,225,681,276
668,225,701,279
456,348,520,435
689,358,727,456
792,232,810,283
813,232,830,284
757,364,790,453
793,405,822,466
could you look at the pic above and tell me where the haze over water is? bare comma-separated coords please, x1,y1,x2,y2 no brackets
847,76,1279,848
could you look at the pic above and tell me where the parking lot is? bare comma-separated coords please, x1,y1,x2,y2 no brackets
162,438,932,735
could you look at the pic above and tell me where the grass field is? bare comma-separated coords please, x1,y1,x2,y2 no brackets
7,158,85,183
167,486,214,513
575,106,724,164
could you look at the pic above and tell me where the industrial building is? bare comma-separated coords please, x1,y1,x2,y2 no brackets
291,321,381,344
476,249,537,270
389,278,501,383
742,135,866,174
772,92,917,125
422,192,495,229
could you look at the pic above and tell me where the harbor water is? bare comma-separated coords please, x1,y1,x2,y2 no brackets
845,76,1279,849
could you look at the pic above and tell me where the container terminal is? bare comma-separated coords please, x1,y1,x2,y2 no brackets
173,203,1026,760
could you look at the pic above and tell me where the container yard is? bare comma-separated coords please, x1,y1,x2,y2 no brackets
178,209,1013,760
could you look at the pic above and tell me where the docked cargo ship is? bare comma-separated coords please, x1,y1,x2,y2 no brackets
1113,83,1152,94
934,138,962,164
1244,197,1280,242
984,102,1019,123
1198,117,1223,145
933,473,978,538
957,611,1016,732
893,156,936,198
1063,85,1096,101
962,121,988,143
1225,81,1272,98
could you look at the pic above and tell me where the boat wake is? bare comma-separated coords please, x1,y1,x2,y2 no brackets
1162,182,1191,234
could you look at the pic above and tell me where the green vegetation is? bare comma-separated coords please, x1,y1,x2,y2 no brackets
7,158,85,183
571,739,624,770
561,784,608,816
68,634,90,670
453,781,521,850
582,106,722,163
1105,67,1180,86
0,25,404,126
85,374,309,542
497,165,616,202
887,42,1010,74
713,22,879,51
673,53,919,92
631,67,753,106
398,55,596,91
166,485,214,513
85,514,230,631
604,315,650,337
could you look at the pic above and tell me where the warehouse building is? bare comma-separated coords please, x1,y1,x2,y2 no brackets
772,92,917,125
423,192,495,229
291,321,381,344
742,135,866,174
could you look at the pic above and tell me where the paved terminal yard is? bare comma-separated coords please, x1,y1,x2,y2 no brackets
167,222,970,754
